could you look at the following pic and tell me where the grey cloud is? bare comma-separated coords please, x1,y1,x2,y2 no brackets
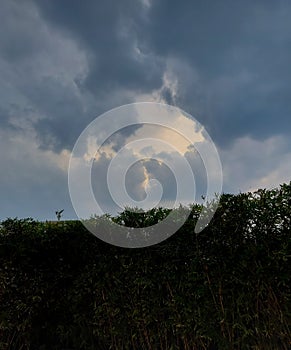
219,135,291,193
34,0,165,95
0,128,76,221
104,124,143,152
1,0,291,220
0,1,46,63
91,155,178,213
142,159,177,203
0,0,91,152
91,152,121,215
140,0,291,147
125,161,149,202
0,0,164,153
91,150,198,214
184,149,208,199
2,0,291,152
24,76,87,151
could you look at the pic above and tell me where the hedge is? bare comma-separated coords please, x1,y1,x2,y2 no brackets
0,183,290,349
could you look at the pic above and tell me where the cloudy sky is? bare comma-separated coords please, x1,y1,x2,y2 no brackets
1,0,291,221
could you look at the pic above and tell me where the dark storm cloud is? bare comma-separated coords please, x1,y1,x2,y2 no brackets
1,0,291,152
0,0,89,152
0,106,12,129
140,0,291,146
34,0,164,94
0,0,165,152
22,76,87,151
1,0,291,221
3,0,290,152
0,1,45,63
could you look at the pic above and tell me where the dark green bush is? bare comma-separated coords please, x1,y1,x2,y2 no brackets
0,183,290,349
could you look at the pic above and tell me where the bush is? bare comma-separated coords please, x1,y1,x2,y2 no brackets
0,183,290,349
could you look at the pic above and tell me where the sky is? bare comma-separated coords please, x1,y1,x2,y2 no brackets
1,0,291,221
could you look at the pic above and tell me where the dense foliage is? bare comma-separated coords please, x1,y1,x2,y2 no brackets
0,183,290,349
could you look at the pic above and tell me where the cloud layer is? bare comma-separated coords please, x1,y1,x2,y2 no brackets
0,0,290,220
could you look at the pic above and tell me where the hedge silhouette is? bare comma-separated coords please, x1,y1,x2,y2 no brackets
0,183,290,349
